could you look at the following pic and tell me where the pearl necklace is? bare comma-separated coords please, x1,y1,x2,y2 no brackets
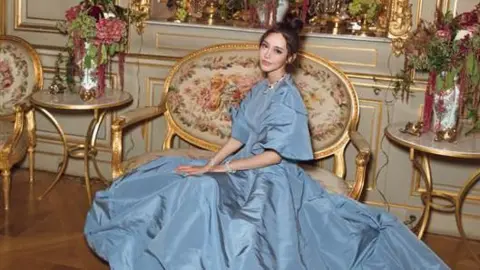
266,74,287,90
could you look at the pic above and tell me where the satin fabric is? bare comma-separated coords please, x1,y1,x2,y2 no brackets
84,75,449,270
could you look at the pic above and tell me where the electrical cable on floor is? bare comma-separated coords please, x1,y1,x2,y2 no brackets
369,51,401,213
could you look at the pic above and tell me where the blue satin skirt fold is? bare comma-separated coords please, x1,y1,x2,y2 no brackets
84,157,449,270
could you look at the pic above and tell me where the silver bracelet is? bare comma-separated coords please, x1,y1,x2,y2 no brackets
224,160,236,173
207,158,217,167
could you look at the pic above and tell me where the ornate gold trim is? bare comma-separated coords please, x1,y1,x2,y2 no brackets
0,0,6,35
388,0,413,56
0,35,44,92
129,0,151,35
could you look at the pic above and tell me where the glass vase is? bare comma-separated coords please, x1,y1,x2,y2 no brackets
79,42,98,101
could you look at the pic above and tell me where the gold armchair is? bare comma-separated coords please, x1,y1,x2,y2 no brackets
0,35,42,210
111,43,371,200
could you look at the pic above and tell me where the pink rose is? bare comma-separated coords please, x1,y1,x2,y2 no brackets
95,18,126,45
65,5,82,22
435,29,452,40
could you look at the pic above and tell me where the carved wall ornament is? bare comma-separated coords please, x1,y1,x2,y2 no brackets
388,0,413,57
130,0,152,35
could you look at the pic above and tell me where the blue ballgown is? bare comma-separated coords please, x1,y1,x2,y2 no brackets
84,75,449,270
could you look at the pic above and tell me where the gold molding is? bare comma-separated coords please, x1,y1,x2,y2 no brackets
304,45,377,67
0,0,5,35
359,99,384,190
14,0,59,33
143,78,165,151
388,0,413,57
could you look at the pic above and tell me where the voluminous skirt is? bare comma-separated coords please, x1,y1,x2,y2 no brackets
84,157,448,270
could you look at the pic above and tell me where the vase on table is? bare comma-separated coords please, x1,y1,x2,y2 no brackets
432,73,461,142
79,42,98,101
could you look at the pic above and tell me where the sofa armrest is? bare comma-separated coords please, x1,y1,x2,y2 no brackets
111,106,166,179
0,104,27,159
113,106,166,130
348,130,372,200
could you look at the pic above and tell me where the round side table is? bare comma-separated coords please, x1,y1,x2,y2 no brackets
30,89,132,205
385,122,480,264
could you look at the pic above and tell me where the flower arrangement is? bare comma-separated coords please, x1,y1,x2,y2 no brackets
59,0,132,99
0,60,14,89
399,5,480,135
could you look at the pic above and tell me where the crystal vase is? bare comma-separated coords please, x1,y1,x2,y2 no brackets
79,42,98,101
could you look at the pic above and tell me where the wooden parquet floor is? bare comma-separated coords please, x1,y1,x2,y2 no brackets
0,168,479,269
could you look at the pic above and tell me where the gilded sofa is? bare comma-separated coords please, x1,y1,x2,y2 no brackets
0,35,42,210
111,43,371,200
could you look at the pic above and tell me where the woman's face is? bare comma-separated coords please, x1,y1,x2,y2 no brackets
259,32,291,76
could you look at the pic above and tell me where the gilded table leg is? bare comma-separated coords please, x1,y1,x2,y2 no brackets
90,110,108,184
2,169,11,210
37,107,69,200
410,149,433,240
83,110,108,204
455,168,480,265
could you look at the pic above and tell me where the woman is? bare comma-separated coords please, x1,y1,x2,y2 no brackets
84,18,449,270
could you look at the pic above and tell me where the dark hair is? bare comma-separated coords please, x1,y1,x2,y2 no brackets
259,15,304,58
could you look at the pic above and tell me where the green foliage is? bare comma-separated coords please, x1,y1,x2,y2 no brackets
69,12,97,40
348,0,382,21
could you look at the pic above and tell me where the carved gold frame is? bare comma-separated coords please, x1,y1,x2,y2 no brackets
386,0,413,57
110,42,371,200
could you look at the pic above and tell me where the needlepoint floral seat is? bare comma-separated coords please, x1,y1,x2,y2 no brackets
112,43,371,200
0,35,41,210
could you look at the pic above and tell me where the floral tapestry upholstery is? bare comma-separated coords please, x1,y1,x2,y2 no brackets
166,45,355,155
0,38,38,116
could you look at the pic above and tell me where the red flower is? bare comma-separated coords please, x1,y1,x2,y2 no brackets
88,5,104,21
65,5,82,22
95,18,126,45
458,12,478,28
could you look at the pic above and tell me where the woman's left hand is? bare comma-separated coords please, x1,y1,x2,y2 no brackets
175,164,226,176
175,165,210,176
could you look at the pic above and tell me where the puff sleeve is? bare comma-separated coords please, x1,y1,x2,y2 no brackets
256,87,314,161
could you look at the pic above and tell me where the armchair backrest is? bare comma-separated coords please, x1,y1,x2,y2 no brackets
0,35,43,116
164,43,359,178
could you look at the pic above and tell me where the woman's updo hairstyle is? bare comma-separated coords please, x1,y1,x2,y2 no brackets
259,15,304,58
